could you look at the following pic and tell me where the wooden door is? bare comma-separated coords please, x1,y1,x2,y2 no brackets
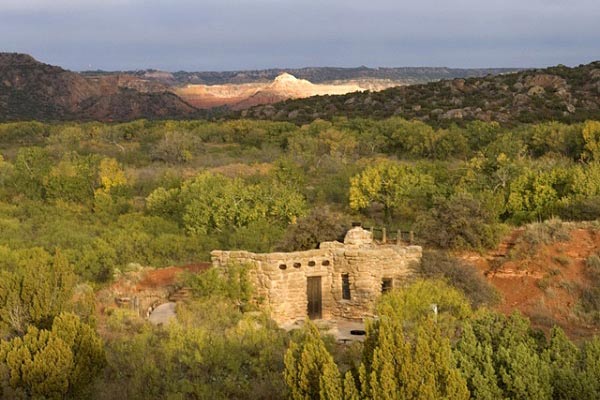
307,276,322,319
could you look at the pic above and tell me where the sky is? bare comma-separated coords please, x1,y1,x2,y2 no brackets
1,0,599,71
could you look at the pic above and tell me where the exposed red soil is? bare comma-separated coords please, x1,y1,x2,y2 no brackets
135,263,210,290
464,227,600,340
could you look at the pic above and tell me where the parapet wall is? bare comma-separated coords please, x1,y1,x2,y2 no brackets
210,227,422,323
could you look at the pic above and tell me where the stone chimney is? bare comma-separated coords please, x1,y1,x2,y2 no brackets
343,227,373,246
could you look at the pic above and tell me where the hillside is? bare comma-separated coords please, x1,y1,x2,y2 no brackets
467,222,600,340
0,53,200,122
243,61,600,125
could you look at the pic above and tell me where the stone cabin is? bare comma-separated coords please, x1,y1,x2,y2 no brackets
210,226,422,324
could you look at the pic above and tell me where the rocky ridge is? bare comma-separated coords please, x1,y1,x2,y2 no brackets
0,53,199,122
243,62,600,125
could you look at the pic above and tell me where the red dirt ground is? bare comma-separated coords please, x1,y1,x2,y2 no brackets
464,227,600,340
135,263,210,290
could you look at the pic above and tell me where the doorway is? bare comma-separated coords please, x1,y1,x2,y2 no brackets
307,276,322,319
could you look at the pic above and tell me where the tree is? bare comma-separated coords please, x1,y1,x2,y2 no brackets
359,317,469,400
375,279,472,331
0,313,104,400
0,155,13,189
150,130,199,164
506,166,576,222
284,321,342,400
415,193,504,250
44,153,99,204
454,322,503,400
342,371,360,400
579,336,600,399
276,208,349,251
11,147,52,200
51,313,106,398
0,325,73,399
581,120,600,162
462,311,553,400
544,326,582,400
417,250,500,307
0,250,75,335
97,157,127,195
147,172,306,235
349,159,434,223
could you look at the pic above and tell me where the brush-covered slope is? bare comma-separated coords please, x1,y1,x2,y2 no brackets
469,221,600,339
244,62,600,125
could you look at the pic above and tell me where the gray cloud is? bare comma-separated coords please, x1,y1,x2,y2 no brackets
1,0,598,70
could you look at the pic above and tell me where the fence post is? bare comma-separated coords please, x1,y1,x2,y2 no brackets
382,228,387,244
397,230,402,245
409,231,414,244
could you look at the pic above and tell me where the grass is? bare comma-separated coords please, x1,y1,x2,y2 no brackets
521,218,571,246
510,218,572,260
536,277,551,291
585,254,600,274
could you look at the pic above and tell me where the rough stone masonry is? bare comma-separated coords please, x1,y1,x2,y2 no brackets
211,226,422,324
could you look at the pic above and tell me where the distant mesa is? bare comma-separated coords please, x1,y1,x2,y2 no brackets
174,72,397,110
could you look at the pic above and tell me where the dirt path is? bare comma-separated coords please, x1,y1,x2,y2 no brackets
148,302,177,325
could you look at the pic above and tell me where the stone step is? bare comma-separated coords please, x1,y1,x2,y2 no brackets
169,287,193,302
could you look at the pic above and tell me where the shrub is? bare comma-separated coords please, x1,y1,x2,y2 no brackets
585,254,600,279
536,277,551,291
184,263,255,311
581,287,600,314
520,218,571,247
553,255,571,267
276,208,350,251
415,193,505,250
417,250,500,307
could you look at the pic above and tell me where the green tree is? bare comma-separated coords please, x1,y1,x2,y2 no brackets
544,326,582,399
343,371,360,400
349,159,434,223
11,147,52,200
51,313,106,398
579,337,600,399
45,153,99,203
415,193,504,250
284,321,342,400
147,171,306,235
454,322,503,400
359,317,469,400
0,325,73,399
0,313,104,400
0,250,75,334
376,279,472,331
276,208,348,251
464,311,553,400
581,120,600,162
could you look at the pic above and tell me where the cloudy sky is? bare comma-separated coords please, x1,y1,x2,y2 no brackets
1,0,599,71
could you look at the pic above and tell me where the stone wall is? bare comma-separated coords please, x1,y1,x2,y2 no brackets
210,227,422,324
